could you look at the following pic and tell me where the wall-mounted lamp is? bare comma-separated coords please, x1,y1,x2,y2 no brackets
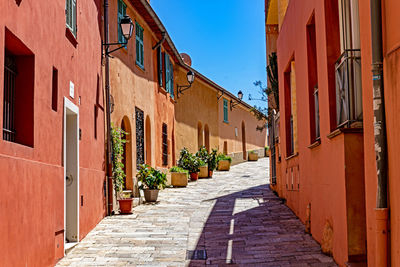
230,90,243,110
177,70,195,98
103,15,134,56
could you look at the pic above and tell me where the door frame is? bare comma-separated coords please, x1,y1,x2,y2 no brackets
63,97,79,253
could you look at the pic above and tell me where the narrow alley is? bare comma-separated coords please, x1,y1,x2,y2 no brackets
56,158,336,266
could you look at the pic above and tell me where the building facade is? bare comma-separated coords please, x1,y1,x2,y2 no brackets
0,0,106,266
107,0,179,201
267,0,400,265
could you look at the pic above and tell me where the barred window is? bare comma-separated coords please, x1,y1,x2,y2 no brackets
162,123,168,166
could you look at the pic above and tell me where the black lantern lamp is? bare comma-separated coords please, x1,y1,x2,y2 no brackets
230,90,243,110
103,15,134,56
177,70,196,98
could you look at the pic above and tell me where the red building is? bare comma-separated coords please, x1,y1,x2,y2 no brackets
268,0,400,265
0,0,106,266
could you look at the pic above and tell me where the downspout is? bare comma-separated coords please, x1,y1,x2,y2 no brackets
104,0,114,215
370,0,389,265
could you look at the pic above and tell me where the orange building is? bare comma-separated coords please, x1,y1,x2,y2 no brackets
267,0,400,265
0,0,106,266
174,58,267,163
107,0,179,203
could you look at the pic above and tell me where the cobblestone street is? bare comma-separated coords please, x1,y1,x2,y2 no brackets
56,158,336,267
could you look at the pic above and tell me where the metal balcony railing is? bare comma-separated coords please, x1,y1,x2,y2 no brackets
335,49,362,128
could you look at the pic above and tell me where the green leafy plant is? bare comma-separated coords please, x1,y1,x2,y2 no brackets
196,146,209,163
136,164,167,190
177,148,202,173
111,124,127,195
170,166,188,174
208,149,218,171
217,153,232,164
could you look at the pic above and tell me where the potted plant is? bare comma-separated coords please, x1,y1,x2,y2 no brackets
136,164,167,202
196,147,209,178
248,150,259,161
177,148,201,181
207,149,218,177
217,153,232,171
265,146,270,157
170,166,189,187
111,125,133,214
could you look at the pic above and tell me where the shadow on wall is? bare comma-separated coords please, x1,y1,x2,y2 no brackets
188,184,334,266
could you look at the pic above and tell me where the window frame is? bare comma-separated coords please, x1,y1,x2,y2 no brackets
66,0,77,37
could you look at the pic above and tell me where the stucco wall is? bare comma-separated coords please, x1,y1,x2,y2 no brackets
174,66,219,157
0,0,105,266
218,96,267,164
359,0,400,265
276,1,366,265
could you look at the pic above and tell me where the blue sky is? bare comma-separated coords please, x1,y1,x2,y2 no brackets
151,0,267,108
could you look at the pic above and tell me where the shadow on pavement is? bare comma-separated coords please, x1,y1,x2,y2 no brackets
188,184,337,266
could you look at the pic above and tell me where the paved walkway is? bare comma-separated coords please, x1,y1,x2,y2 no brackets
56,158,336,267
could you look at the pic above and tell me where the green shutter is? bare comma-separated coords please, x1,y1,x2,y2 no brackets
165,54,170,92
66,0,76,36
170,60,174,98
223,99,228,122
157,47,163,86
118,0,126,45
136,23,144,68
72,0,76,35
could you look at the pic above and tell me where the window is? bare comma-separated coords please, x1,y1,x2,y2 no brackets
223,99,228,122
66,0,77,36
335,0,362,128
165,54,174,97
117,0,127,45
284,60,297,157
157,46,163,86
306,14,320,143
3,29,35,147
162,123,168,166
52,67,58,111
135,22,144,68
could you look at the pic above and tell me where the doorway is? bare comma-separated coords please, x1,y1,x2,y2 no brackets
64,98,79,251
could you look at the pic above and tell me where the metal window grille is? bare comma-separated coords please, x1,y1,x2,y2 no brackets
335,49,362,128
162,123,168,166
314,85,320,139
135,108,145,169
3,52,17,142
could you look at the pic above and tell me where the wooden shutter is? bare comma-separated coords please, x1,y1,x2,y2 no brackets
157,47,163,86
169,60,174,98
136,23,144,67
223,99,228,122
72,0,76,35
165,54,170,92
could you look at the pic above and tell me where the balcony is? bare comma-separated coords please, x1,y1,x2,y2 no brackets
335,49,362,128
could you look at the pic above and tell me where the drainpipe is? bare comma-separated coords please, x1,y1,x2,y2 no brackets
104,0,114,215
370,0,389,265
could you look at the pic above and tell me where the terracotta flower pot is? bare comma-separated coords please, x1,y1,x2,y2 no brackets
248,153,259,161
199,166,208,178
143,189,159,202
118,199,133,214
218,160,230,171
208,170,213,178
171,172,188,187
190,172,199,181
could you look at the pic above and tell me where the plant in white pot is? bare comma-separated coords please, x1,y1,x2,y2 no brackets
111,125,132,214
137,164,167,202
